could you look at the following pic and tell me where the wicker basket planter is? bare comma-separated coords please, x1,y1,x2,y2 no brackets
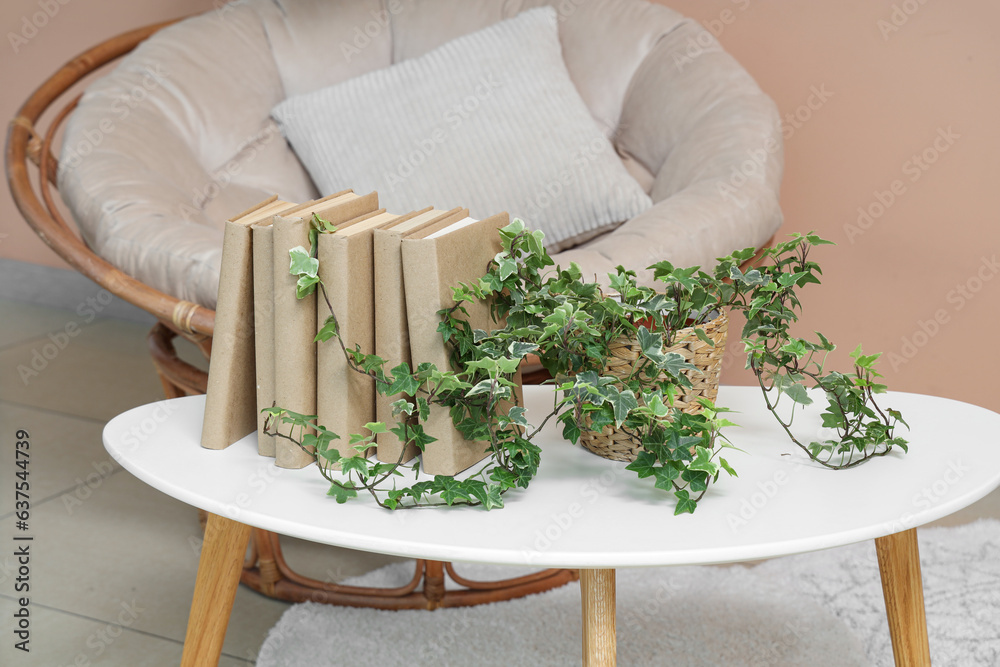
579,311,729,462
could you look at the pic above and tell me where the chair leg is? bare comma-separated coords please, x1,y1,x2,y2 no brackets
875,529,931,667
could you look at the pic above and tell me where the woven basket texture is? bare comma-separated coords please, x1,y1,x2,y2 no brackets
579,311,729,462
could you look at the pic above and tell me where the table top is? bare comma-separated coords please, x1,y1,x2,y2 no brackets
104,386,1000,568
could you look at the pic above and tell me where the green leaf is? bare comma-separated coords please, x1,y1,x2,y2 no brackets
673,489,698,515
637,326,666,364
507,406,528,427
416,397,431,421
783,382,813,405
780,339,808,359
295,274,319,299
694,327,715,347
340,456,370,477
657,351,698,379
719,457,738,478
681,469,709,492
435,476,473,505
653,465,680,491
312,213,337,233
561,417,581,444
508,341,539,359
642,392,670,418
625,451,658,479
386,363,420,396
364,422,388,435
887,408,910,430
362,354,386,374
315,315,339,342
604,386,639,427
288,246,318,278
327,483,357,504
466,378,497,398
498,256,518,280
740,268,768,286
687,446,719,475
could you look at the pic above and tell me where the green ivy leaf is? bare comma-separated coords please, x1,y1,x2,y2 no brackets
340,456,370,477
604,386,639,427
288,246,318,277
719,457,738,478
435,476,473,505
783,382,813,405
295,274,319,299
642,392,670,418
687,446,719,475
637,326,667,365
625,450,658,478
507,406,528,427
466,378,497,398
364,422,388,435
673,489,698,515
694,327,715,347
327,483,357,504
657,352,697,379
561,417,581,444
653,465,679,490
386,363,420,396
484,485,505,509
315,315,339,342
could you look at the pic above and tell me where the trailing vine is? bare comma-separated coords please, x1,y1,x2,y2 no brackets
716,234,909,467
265,218,907,515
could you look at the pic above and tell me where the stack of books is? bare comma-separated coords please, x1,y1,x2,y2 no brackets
199,190,511,477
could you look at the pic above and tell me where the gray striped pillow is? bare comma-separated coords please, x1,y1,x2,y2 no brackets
271,6,652,253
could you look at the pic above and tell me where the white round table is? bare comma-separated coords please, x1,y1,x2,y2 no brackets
104,385,1000,666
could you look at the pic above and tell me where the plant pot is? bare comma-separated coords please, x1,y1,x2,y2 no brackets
579,311,729,462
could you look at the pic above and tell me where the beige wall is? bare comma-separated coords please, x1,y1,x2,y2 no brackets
661,0,1000,411
0,0,216,269
3,0,999,410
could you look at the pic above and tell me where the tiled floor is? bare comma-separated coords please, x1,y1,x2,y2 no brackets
0,298,402,665
1,295,999,665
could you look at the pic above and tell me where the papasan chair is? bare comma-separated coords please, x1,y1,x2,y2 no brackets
7,0,783,609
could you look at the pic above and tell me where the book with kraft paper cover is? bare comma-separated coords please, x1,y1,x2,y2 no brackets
400,211,511,475
269,191,379,468
373,207,467,465
202,195,290,451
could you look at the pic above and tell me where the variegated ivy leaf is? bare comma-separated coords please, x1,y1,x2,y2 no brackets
603,385,639,427
288,245,318,278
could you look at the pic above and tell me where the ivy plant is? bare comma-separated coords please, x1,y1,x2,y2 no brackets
266,216,907,516
716,234,909,467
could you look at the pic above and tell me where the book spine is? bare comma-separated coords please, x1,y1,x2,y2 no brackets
373,230,418,464
201,220,257,449
401,239,489,475
272,216,317,469
316,233,377,468
252,223,276,457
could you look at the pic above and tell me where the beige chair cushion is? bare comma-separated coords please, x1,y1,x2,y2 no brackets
58,0,783,309
271,7,653,253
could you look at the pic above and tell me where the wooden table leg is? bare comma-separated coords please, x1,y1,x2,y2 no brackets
875,528,931,667
580,568,616,667
180,512,252,667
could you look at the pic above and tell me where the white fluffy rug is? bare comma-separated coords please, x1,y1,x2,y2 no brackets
258,520,1000,666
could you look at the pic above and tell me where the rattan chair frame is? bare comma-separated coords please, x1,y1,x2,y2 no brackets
6,19,578,610
7,17,775,610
